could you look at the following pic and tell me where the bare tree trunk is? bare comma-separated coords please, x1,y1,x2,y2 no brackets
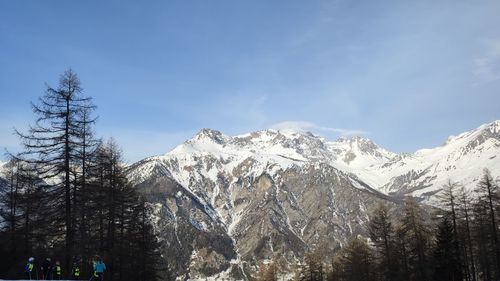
461,189,476,281
65,95,73,274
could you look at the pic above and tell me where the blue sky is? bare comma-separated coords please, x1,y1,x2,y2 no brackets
1,0,499,162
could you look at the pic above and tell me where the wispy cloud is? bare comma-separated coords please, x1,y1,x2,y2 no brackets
474,39,500,82
270,121,368,136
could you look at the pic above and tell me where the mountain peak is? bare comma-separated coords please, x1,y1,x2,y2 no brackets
335,136,380,150
482,120,500,134
337,135,368,142
444,119,500,146
273,128,316,137
193,128,227,144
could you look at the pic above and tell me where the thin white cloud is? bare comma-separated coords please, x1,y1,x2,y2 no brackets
474,39,500,82
270,121,368,136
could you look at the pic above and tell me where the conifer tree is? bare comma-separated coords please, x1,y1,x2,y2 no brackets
74,103,98,266
432,217,462,281
475,169,500,279
0,70,165,280
0,157,21,240
399,197,431,281
368,204,399,281
333,238,376,281
15,69,95,270
327,256,343,281
296,251,324,281
458,186,476,281
437,181,464,280
394,223,410,280
472,200,494,281
0,158,23,278
81,139,163,281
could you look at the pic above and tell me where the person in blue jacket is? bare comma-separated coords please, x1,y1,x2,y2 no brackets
90,255,106,281
25,257,35,280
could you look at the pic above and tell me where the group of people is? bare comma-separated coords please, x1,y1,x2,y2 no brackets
24,255,106,280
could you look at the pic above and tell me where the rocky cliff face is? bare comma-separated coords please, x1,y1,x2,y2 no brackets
124,120,500,279
126,128,398,279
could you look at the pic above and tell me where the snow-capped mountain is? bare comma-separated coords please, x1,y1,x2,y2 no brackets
341,120,500,201
127,120,500,279
0,160,5,173
127,129,394,279
0,161,8,192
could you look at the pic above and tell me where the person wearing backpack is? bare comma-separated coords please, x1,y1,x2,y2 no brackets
25,257,35,280
41,257,52,280
54,260,62,280
71,262,81,280
90,255,106,281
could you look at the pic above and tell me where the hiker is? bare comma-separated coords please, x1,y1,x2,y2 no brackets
71,262,81,280
41,257,52,280
54,260,62,280
90,255,106,281
25,257,35,280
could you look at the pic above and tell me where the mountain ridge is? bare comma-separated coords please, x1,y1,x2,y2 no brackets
136,120,500,201
125,120,499,279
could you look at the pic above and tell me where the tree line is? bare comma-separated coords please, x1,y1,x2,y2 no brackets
1,70,498,281
0,70,167,280
255,170,500,281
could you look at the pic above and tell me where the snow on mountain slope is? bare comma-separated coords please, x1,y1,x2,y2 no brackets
128,128,386,208
129,120,500,212
127,128,393,279
0,161,8,191
327,136,396,169
126,120,499,279
349,120,500,202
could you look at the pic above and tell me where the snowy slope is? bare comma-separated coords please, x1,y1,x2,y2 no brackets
127,128,393,279
129,120,500,218
126,120,500,279
0,161,7,191
128,128,386,212
341,120,500,202
129,128,394,188
134,120,500,202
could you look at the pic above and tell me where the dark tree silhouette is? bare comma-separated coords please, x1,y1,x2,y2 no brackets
398,197,431,281
368,204,399,281
14,69,95,271
432,217,462,281
329,238,376,281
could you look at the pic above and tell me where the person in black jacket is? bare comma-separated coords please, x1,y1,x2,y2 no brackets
41,258,52,280
72,262,81,280
54,260,62,280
